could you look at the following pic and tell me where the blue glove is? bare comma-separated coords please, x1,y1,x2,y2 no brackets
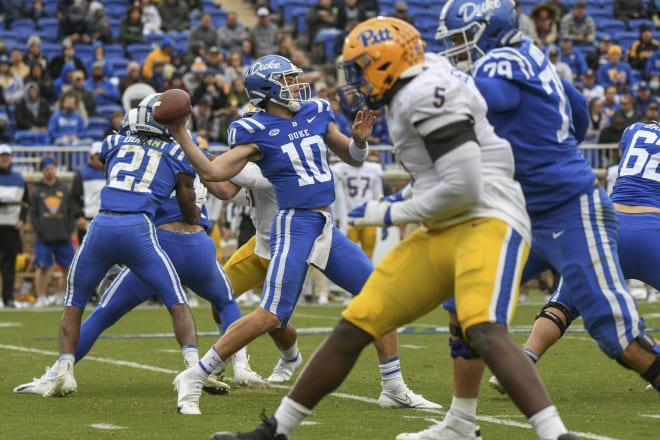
348,200,393,227
381,227,389,241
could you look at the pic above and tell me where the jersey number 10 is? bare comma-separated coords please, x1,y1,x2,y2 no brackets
281,134,332,186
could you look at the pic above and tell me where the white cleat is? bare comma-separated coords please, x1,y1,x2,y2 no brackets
378,387,442,410
488,375,506,395
396,418,482,440
234,362,269,388
203,374,231,395
267,353,302,383
13,368,57,395
43,366,77,397
173,368,203,415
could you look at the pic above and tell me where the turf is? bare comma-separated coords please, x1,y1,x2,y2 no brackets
1,299,658,440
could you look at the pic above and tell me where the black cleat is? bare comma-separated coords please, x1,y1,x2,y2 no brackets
558,434,581,440
210,413,287,440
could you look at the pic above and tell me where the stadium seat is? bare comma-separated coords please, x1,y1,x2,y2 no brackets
107,57,131,73
104,44,126,59
596,18,627,34
312,28,343,64
210,9,227,27
96,103,124,119
87,116,111,131
282,1,308,24
629,19,655,30
13,130,51,146
414,12,439,33
125,43,153,64
82,127,107,141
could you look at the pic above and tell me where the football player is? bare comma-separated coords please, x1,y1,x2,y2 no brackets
208,17,578,440
167,53,441,416
37,94,200,399
425,0,660,438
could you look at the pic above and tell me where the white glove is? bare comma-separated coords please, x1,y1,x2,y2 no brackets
348,200,393,227
193,176,208,208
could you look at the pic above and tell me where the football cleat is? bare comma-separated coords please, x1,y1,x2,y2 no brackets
396,418,482,440
267,353,302,383
557,435,581,440
378,387,443,410
43,365,77,397
234,361,269,388
173,368,204,415
203,374,231,395
488,374,506,395
210,413,288,440
13,368,57,395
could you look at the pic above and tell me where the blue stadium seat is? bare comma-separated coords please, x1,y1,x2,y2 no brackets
13,130,51,146
82,127,107,141
210,9,227,27
107,57,131,73
596,18,627,34
414,12,438,33
104,44,126,59
40,41,62,60
87,116,111,131
312,28,343,64
282,1,308,24
10,18,35,29
295,11,308,36
96,103,124,119
629,19,655,30
125,43,153,64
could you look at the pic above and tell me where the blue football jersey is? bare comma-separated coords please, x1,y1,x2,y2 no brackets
154,177,210,230
472,38,596,216
98,134,195,218
611,122,660,209
227,99,336,209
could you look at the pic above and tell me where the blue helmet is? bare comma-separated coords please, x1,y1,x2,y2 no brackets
435,0,520,71
243,54,311,112
129,93,172,138
118,108,137,135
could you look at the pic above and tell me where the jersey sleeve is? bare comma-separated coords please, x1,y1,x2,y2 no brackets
99,134,120,163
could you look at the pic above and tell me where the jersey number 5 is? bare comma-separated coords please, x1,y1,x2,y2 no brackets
281,135,332,186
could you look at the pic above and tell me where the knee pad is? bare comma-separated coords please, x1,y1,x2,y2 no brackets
535,301,571,336
448,324,480,360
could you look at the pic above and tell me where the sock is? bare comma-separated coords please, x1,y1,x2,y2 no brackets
58,353,75,373
529,405,567,440
522,346,540,363
274,396,312,438
232,347,248,370
182,344,199,368
45,360,60,380
281,342,299,362
198,345,224,376
449,396,477,422
379,356,405,392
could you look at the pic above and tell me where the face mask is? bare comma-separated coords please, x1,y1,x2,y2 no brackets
651,81,660,90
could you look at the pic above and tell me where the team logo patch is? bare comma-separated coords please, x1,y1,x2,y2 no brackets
269,129,280,136
458,0,501,22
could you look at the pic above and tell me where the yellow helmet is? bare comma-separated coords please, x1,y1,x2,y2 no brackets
339,17,425,110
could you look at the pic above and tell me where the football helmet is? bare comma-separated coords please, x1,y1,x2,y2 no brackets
118,108,137,135
131,93,172,137
435,0,521,71
243,54,311,112
338,17,425,111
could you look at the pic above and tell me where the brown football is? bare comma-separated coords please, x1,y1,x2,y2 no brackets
152,88,191,124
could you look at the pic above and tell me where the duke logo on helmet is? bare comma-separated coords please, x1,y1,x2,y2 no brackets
243,54,311,112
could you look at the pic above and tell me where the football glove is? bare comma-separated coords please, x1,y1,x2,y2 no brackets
348,200,393,227
193,177,208,209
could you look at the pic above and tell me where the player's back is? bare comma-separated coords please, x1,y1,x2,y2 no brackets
473,38,596,216
389,55,530,241
99,134,194,218
611,122,660,209
228,99,336,210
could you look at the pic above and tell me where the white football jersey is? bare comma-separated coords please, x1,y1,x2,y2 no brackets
332,161,384,231
387,54,530,242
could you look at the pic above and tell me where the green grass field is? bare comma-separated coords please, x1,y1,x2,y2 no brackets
1,299,659,440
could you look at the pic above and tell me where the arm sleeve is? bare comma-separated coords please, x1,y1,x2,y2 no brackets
229,162,272,189
561,78,589,143
389,141,482,225
473,77,521,112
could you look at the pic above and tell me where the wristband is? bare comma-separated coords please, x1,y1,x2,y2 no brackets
349,139,369,161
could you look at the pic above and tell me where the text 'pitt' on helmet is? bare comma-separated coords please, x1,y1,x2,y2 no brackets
435,0,520,71
338,17,425,111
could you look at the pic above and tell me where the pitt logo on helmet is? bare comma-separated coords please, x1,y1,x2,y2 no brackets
357,28,394,47
458,0,502,21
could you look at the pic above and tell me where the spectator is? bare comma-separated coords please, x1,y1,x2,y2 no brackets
391,2,414,25
30,156,76,308
547,0,570,20
119,61,143,95
650,0,660,29
140,0,162,36
26,0,50,24
190,97,218,141
102,110,123,138
217,11,248,54
597,44,635,95
643,101,660,123
580,68,605,102
585,34,613,71
71,142,104,244
614,93,644,127
184,0,203,21
305,0,339,51
192,71,227,115
223,50,246,85
205,46,226,75
291,49,322,95
336,0,366,31
585,98,607,143
85,43,112,78
24,35,48,71
119,5,146,45
276,33,296,61
9,48,29,80
48,39,87,80
597,112,626,144
182,57,207,94
58,5,92,45
158,0,190,34
0,145,29,308
24,61,55,103
189,12,219,51
547,44,573,83
182,41,206,70
14,82,50,131
85,60,119,107
240,38,257,67
217,77,249,143
86,2,112,44
249,7,279,57
149,59,168,91
601,84,621,124
559,1,595,47
0,0,26,29
559,36,588,81
0,54,24,106
47,91,88,145
530,3,558,47
646,48,660,78
142,37,174,80
70,69,96,118
633,81,660,115
628,24,659,72
614,0,646,30
515,1,534,39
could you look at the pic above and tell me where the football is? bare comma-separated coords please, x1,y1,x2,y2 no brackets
152,88,191,124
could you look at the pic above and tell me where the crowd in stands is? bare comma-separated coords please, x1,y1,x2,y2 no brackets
0,0,655,173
